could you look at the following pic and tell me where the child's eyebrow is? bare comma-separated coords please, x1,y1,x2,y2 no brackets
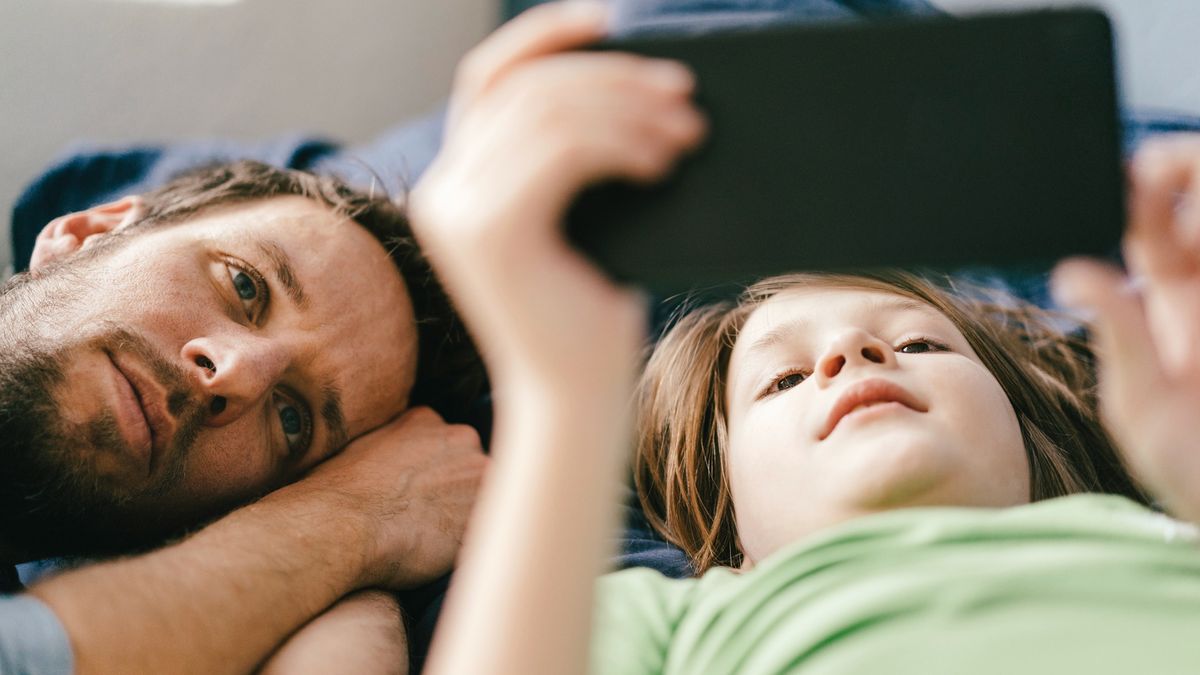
864,296,938,319
746,319,807,357
745,295,940,357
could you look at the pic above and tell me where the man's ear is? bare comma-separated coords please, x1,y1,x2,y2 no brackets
29,196,146,270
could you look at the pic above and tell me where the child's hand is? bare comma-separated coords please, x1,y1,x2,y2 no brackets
1053,135,1200,521
410,1,707,400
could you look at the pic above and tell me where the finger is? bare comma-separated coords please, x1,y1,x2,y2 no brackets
1125,137,1200,278
1051,257,1169,414
455,1,610,103
561,92,704,189
497,53,702,190
528,51,697,99
620,104,709,184
551,54,705,171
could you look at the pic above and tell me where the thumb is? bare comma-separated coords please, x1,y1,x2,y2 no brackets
1051,257,1167,415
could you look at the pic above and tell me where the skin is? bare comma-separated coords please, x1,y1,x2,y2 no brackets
415,3,706,673
1054,135,1200,524
6,194,489,674
724,288,1029,565
260,589,409,675
31,195,418,527
414,4,1200,674
29,405,488,675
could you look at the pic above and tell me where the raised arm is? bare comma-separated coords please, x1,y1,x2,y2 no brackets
28,407,484,675
411,3,706,674
1053,135,1200,523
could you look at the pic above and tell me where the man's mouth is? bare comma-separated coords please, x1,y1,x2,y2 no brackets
819,378,927,440
108,352,175,472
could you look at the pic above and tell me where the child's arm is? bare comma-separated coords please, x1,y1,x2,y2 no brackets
409,3,706,674
1053,135,1200,523
258,590,408,675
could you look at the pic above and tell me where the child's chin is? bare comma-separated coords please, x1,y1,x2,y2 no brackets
834,431,956,511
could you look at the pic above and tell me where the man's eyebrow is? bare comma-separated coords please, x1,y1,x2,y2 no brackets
321,384,349,453
256,240,308,309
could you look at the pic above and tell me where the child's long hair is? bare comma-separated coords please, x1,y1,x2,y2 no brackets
634,271,1147,574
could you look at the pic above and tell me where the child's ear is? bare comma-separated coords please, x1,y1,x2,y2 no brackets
29,196,146,270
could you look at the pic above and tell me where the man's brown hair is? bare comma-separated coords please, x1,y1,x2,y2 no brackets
634,270,1145,574
126,160,484,421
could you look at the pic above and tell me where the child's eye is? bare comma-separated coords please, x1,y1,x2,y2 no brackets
897,338,948,354
776,372,806,390
762,370,808,397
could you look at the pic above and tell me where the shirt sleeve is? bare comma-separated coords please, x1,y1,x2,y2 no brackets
589,568,694,675
0,594,74,675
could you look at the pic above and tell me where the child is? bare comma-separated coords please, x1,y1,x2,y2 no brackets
411,3,1200,673
633,270,1145,574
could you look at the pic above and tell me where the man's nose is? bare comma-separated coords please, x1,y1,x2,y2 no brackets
181,334,291,427
814,330,895,386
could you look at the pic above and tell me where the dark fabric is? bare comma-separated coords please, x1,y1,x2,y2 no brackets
618,488,693,578
10,135,347,273
0,565,20,594
9,109,449,275
1124,109,1200,152
610,0,939,36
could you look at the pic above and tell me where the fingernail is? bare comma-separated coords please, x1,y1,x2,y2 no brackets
562,0,609,20
1049,264,1084,308
649,60,695,90
1049,281,1096,320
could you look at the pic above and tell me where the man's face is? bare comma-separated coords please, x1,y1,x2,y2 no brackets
0,196,417,555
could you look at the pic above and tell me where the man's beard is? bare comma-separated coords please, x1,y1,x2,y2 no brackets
0,250,206,561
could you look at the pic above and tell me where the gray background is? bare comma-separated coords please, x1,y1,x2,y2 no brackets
3,0,1198,278
0,0,496,277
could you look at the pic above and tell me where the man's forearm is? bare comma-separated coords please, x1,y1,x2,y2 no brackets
30,484,373,675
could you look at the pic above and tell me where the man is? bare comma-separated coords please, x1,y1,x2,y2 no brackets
0,160,488,673
2,160,486,560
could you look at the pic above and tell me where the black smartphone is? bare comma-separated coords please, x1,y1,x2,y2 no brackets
566,9,1124,295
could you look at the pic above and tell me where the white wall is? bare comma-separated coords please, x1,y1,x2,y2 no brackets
0,0,497,276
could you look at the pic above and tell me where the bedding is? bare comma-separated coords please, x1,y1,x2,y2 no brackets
8,0,1200,669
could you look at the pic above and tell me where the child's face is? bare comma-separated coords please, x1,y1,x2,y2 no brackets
724,286,1029,565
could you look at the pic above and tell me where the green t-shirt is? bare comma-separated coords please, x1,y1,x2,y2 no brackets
592,494,1200,675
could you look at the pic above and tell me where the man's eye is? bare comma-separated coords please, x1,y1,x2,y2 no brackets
232,270,257,300
897,338,948,354
273,395,312,457
224,261,269,322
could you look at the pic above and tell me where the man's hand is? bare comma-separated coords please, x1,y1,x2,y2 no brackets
1053,135,1200,522
30,407,483,675
295,407,487,589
